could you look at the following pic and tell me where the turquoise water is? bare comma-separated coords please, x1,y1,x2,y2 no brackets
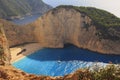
13,45,120,76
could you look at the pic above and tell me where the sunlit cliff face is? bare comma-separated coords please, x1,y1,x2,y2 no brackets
0,6,120,66
33,7,120,54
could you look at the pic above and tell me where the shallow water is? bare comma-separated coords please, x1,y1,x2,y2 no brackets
12,45,120,76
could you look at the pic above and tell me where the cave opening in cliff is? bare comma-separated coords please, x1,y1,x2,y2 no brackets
63,43,75,48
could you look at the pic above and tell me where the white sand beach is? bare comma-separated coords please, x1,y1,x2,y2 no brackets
10,43,42,63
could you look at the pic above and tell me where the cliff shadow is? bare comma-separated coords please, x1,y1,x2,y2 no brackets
23,44,120,64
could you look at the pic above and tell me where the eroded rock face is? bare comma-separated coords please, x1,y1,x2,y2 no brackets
33,7,120,54
0,23,10,65
0,19,37,47
1,7,120,55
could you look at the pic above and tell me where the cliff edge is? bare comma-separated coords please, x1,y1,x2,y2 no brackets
2,6,120,55
0,19,37,47
33,6,120,54
0,23,10,65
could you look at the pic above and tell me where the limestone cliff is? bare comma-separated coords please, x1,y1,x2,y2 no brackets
0,19,37,47
0,23,10,65
2,6,120,55
0,6,120,80
33,6,120,54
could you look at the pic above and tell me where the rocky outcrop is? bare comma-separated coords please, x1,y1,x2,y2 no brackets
0,65,120,80
0,6,120,80
33,7,120,54
0,23,10,65
0,19,37,47
0,66,93,80
1,6,120,54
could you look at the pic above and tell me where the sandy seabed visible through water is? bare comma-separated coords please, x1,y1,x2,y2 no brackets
10,43,42,63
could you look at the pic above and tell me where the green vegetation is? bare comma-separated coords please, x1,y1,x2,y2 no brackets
74,6,120,28
0,0,31,18
73,6,120,40
57,5,120,28
76,65,120,80
56,6,120,40
0,0,52,19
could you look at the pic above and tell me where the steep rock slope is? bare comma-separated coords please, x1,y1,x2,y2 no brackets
33,6,120,54
0,23,10,65
2,6,120,54
0,0,52,19
0,19,37,47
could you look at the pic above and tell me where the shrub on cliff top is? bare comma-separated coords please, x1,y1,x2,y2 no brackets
55,5,120,40
76,65,120,80
57,5,120,28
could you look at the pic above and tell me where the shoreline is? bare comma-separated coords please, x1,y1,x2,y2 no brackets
10,43,42,63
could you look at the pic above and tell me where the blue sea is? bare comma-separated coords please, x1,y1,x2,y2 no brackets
12,45,120,76
11,14,41,25
11,14,120,76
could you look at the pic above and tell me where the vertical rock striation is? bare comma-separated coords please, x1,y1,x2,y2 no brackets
1,6,120,55
33,7,120,54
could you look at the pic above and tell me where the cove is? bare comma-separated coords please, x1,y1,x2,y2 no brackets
12,45,120,76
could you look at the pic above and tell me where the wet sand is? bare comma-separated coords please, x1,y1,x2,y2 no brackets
10,43,42,63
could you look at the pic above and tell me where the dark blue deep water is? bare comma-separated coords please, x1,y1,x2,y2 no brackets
13,45,120,76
